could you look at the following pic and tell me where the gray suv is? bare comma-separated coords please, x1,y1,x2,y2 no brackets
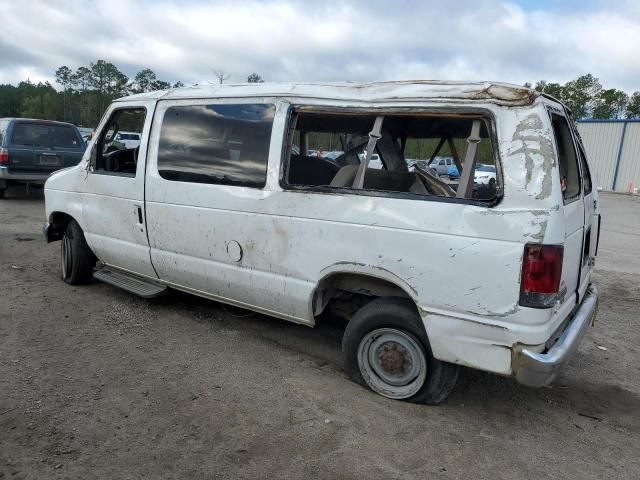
429,156,455,176
0,118,85,198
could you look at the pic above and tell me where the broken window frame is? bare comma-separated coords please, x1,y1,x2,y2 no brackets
547,107,583,205
279,105,504,207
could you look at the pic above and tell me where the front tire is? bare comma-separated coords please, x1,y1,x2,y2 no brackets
0,188,5,199
61,220,96,285
342,297,459,404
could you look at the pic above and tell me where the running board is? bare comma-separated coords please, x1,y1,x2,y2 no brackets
93,268,167,298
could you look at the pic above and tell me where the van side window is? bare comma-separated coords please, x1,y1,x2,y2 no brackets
94,108,146,176
576,142,592,195
157,104,275,188
283,111,499,201
550,114,581,202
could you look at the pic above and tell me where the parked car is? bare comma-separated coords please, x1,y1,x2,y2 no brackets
474,163,497,186
429,156,455,176
0,118,85,198
43,81,600,404
114,131,141,149
358,151,383,169
77,127,94,143
323,150,344,161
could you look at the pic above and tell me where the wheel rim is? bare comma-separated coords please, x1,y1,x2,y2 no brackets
357,328,427,399
61,235,72,279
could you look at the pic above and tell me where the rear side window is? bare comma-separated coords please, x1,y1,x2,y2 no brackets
11,123,81,149
157,103,275,188
576,142,592,195
283,110,499,201
551,114,581,202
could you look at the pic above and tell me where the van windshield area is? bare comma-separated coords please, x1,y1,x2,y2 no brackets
284,111,498,201
94,108,146,176
11,123,81,149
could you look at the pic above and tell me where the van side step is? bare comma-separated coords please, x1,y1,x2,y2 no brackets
93,268,167,298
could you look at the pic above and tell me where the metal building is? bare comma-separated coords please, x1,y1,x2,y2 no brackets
577,119,640,193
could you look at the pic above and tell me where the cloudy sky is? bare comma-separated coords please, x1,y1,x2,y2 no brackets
1,0,639,92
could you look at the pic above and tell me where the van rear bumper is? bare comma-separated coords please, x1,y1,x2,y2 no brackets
514,284,599,387
0,166,49,183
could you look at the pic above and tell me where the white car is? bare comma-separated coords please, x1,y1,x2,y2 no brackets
474,163,497,186
358,151,383,169
43,81,600,404
114,131,141,149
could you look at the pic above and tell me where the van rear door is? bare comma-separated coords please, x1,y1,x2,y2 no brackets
574,129,599,299
549,111,584,304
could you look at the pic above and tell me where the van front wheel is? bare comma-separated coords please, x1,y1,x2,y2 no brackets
342,297,459,404
61,220,96,285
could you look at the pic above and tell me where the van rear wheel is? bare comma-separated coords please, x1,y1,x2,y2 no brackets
342,297,459,404
61,220,96,285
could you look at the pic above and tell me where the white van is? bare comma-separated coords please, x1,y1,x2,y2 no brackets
43,81,600,404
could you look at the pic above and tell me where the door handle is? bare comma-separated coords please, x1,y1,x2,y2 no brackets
135,205,143,224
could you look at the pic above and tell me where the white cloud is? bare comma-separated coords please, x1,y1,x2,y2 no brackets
0,0,639,92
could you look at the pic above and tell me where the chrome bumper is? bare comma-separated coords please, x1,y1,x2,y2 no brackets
515,284,599,387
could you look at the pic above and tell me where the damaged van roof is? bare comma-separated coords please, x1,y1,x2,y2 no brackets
117,80,539,106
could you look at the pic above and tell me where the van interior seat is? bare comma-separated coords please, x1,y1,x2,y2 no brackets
288,154,340,186
330,165,428,195
104,148,137,173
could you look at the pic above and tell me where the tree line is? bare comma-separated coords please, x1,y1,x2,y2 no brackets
0,60,187,128
0,61,265,128
1,63,638,128
524,74,640,120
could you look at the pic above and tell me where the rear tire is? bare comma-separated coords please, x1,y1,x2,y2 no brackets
342,297,459,404
0,188,5,199
61,220,96,285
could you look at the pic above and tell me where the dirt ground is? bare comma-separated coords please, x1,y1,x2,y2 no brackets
1,186,639,479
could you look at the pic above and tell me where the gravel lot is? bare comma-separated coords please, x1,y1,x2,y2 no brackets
1,186,639,479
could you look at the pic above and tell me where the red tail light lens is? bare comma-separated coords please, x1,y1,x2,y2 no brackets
0,148,8,165
520,244,563,308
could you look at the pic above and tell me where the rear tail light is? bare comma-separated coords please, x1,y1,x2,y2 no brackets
0,148,8,165
519,244,564,308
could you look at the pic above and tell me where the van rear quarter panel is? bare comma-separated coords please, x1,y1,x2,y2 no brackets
145,98,565,375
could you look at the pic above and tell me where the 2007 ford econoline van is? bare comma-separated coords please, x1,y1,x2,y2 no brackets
43,81,599,404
